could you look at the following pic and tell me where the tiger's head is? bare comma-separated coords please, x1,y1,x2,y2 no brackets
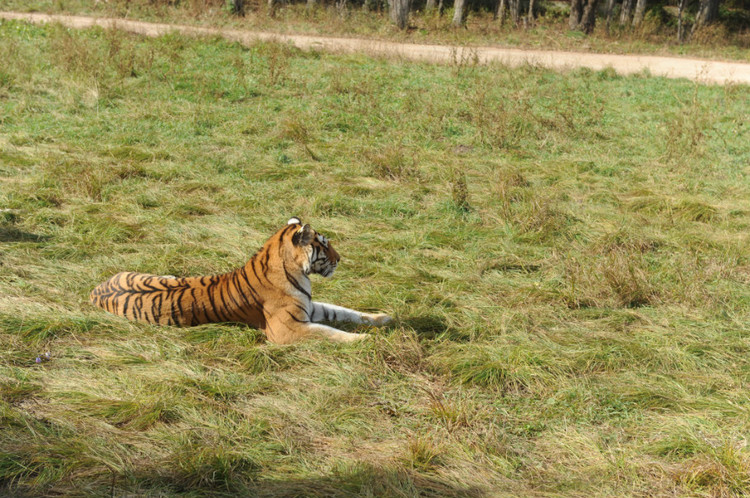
286,217,340,278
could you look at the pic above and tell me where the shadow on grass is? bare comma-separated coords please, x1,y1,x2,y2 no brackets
402,314,472,341
0,226,49,243
4,470,486,497
246,471,485,497
0,422,486,497
402,315,448,337
134,466,486,497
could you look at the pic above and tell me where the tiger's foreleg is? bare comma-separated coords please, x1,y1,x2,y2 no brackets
311,302,392,327
265,311,370,344
305,323,370,343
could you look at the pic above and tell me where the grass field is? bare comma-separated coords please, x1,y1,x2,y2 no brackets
5,0,750,62
1,19,750,496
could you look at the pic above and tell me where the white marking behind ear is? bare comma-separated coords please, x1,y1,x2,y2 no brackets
287,217,301,225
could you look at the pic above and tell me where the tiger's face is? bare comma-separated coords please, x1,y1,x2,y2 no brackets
287,218,340,278
310,231,340,277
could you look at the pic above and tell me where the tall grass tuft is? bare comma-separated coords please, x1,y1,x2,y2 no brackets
449,170,471,212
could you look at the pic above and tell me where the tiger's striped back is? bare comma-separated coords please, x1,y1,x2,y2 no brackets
89,271,266,327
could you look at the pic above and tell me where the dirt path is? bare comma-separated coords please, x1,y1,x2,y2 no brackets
2,11,750,85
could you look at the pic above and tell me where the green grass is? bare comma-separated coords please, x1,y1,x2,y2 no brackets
1,19,750,496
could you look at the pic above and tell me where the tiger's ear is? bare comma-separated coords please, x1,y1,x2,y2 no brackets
287,217,301,225
292,224,314,246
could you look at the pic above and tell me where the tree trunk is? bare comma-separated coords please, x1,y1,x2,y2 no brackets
268,0,277,16
569,0,583,29
527,0,536,25
495,0,506,22
580,0,599,33
677,0,686,41
438,0,445,15
389,0,411,28
619,0,632,25
307,0,316,8
230,0,245,15
510,0,520,25
604,0,616,32
632,0,647,27
452,0,466,26
426,0,437,12
692,0,720,33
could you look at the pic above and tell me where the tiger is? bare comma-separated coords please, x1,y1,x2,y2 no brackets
89,218,392,344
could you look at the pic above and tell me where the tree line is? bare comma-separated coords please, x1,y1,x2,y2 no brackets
566,0,724,38
228,0,747,43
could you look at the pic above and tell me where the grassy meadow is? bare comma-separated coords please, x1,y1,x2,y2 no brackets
1,19,750,496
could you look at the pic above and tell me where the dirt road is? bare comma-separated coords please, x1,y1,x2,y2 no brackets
2,11,749,85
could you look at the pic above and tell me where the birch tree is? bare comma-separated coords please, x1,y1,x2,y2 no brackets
580,0,599,33
527,0,536,25
604,0,616,32
692,0,721,33
632,0,647,27
389,0,411,29
620,0,633,25
453,0,467,26
570,0,600,33
569,0,583,29
510,0,520,24
495,0,507,23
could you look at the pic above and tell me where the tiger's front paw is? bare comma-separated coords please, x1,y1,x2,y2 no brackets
365,313,393,327
346,332,371,342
